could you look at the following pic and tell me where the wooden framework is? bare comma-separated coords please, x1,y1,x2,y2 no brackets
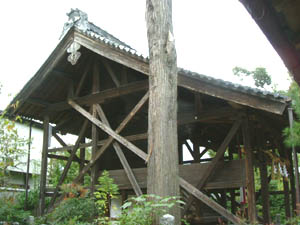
8,24,295,224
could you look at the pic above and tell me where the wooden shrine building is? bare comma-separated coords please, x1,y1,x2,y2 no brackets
6,9,298,225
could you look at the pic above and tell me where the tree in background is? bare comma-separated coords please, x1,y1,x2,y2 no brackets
0,86,28,187
233,66,272,89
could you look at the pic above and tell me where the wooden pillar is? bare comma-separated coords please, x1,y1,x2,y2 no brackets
259,151,271,223
242,117,257,223
79,138,85,184
178,140,183,164
146,0,180,223
91,63,100,194
228,148,237,214
288,149,296,212
38,115,49,216
288,107,300,215
192,138,200,163
283,178,291,218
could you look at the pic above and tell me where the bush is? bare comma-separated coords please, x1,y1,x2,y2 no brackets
0,197,30,224
15,188,40,212
49,197,97,224
118,194,184,225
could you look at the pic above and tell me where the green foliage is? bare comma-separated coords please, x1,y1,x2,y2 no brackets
48,197,97,224
233,66,272,88
118,194,184,225
0,197,31,224
48,155,80,187
0,111,28,186
15,188,40,211
94,170,119,224
283,81,300,148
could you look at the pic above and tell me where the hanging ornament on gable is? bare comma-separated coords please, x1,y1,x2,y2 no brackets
67,41,81,65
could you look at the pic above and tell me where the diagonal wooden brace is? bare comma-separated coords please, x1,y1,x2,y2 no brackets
95,104,142,196
69,100,148,160
179,177,246,225
47,118,90,211
183,118,242,214
72,91,149,183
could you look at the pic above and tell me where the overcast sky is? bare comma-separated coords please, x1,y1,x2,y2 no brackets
0,0,291,110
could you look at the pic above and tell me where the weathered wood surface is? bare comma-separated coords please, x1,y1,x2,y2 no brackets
179,177,246,225
48,119,89,210
72,91,149,183
48,133,148,153
73,31,287,115
183,119,241,213
242,118,257,223
38,116,49,216
95,104,143,196
146,0,180,223
69,100,148,160
106,160,245,190
47,80,148,111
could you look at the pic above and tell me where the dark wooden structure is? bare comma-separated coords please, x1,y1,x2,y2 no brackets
6,9,296,224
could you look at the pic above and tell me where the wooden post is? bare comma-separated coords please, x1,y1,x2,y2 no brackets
288,149,297,212
79,138,85,184
259,151,271,223
91,63,100,194
38,115,49,216
146,0,180,224
242,117,256,223
288,107,300,215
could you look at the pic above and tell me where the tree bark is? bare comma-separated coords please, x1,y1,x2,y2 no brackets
146,0,180,224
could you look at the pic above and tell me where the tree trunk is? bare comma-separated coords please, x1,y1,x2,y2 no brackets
146,0,180,224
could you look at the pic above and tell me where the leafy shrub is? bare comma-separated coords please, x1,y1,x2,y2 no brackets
0,197,30,224
118,194,184,225
15,188,40,211
94,170,119,224
49,197,97,224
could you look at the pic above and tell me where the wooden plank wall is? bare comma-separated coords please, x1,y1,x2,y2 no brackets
106,160,245,190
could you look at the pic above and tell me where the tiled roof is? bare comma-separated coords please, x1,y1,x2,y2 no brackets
64,9,290,103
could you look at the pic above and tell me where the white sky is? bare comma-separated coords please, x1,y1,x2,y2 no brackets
0,0,292,110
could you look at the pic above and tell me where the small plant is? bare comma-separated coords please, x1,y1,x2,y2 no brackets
0,197,31,224
118,194,184,225
48,197,97,224
94,170,119,224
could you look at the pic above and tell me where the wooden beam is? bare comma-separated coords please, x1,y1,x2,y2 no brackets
178,107,235,125
179,177,246,225
27,98,50,108
108,160,246,190
79,138,85,184
69,100,147,160
73,91,149,183
73,30,287,115
184,140,196,160
259,151,271,224
38,115,49,216
91,65,100,194
11,29,74,115
183,119,242,213
75,58,92,97
199,148,209,159
47,80,148,112
48,118,89,211
52,132,82,163
242,118,257,223
47,154,89,164
48,133,148,153
101,58,121,87
95,104,142,196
